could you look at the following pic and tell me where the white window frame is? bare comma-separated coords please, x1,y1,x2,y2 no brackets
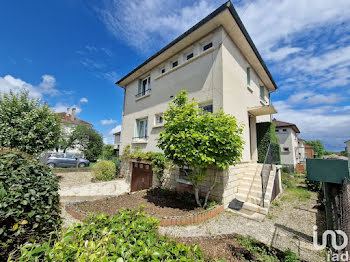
137,76,151,98
160,67,166,74
184,51,194,61
171,60,178,68
135,118,148,139
201,40,213,53
154,114,164,126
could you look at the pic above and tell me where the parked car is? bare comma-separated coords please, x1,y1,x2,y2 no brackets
41,153,90,168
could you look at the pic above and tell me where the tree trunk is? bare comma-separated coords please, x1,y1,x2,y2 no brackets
203,170,218,209
194,186,202,208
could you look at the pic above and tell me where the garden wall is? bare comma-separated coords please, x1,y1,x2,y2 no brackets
120,159,253,207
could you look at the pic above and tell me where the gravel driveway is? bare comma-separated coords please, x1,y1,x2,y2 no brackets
159,192,324,262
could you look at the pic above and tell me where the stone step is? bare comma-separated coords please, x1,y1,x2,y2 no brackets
235,193,269,207
239,181,262,191
238,188,270,199
227,207,265,222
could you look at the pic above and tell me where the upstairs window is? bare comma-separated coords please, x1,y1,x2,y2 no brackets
137,76,151,98
185,51,194,61
155,114,164,125
247,67,251,86
161,68,166,74
172,61,178,68
202,41,213,52
135,118,148,139
283,147,289,152
260,86,265,101
199,102,213,113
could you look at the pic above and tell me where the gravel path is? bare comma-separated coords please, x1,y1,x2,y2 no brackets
159,192,324,262
57,172,93,188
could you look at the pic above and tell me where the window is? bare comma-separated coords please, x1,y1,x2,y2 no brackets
260,86,265,101
135,118,148,139
172,61,178,68
202,41,213,52
137,76,151,98
155,114,164,125
247,67,251,86
283,147,289,152
161,68,166,74
276,129,279,133
185,51,194,61
179,168,192,180
283,129,287,132
199,103,213,113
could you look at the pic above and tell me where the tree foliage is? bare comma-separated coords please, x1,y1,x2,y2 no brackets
0,148,61,260
306,139,325,158
68,125,103,162
0,91,61,154
157,90,244,208
101,144,115,160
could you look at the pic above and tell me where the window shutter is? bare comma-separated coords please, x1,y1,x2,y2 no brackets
138,79,142,95
247,67,251,85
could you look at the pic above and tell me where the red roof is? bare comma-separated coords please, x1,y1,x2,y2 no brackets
56,112,93,127
305,144,314,149
272,119,300,133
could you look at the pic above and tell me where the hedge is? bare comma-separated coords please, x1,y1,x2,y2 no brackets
92,160,116,181
256,122,280,164
0,148,61,260
13,209,206,261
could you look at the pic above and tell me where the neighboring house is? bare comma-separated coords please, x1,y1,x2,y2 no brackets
305,144,315,159
56,107,93,154
297,138,306,163
116,1,281,219
273,119,303,168
114,131,121,155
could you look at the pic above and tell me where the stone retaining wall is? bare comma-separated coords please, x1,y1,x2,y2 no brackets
66,204,224,227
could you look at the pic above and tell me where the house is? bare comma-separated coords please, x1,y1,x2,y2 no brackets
305,144,315,159
56,107,93,154
114,131,121,155
272,119,304,169
116,1,282,219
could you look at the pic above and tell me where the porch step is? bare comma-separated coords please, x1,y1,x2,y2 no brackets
227,200,265,221
238,188,270,198
235,193,269,207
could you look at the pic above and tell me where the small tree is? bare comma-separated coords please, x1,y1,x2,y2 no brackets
101,144,115,160
68,125,103,162
306,139,325,158
158,91,244,208
0,91,60,154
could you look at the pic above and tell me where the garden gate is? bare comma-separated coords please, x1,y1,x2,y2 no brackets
130,162,153,192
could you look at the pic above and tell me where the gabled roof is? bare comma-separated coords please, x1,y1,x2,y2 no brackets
305,144,314,149
56,112,93,127
272,119,300,134
116,1,278,91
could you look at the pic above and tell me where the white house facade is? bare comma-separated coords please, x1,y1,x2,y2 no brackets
116,1,282,219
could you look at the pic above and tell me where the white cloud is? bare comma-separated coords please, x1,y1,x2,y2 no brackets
0,74,59,98
101,119,117,125
99,0,220,53
287,92,345,106
239,0,350,60
274,102,350,151
80,97,88,103
53,103,82,114
108,125,121,135
263,47,302,62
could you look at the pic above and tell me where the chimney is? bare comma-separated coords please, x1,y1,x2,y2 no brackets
71,108,76,121
66,108,70,117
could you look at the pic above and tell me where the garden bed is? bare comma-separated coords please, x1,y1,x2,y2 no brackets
69,188,223,226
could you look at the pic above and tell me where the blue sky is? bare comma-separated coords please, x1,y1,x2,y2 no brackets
1,0,349,151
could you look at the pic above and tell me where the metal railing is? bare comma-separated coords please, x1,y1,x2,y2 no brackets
261,142,280,207
135,88,151,98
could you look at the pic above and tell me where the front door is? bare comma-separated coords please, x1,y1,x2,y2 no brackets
131,162,153,192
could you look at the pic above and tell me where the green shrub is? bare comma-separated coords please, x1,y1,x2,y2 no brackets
306,178,321,192
256,122,280,164
284,249,300,262
92,160,116,181
0,148,61,260
14,209,205,261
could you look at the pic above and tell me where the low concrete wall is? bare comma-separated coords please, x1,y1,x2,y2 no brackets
59,178,129,197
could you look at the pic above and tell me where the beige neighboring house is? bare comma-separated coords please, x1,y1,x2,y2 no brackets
116,1,282,219
273,119,305,168
56,108,93,154
114,131,121,154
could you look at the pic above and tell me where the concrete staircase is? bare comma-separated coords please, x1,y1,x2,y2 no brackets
228,163,277,221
